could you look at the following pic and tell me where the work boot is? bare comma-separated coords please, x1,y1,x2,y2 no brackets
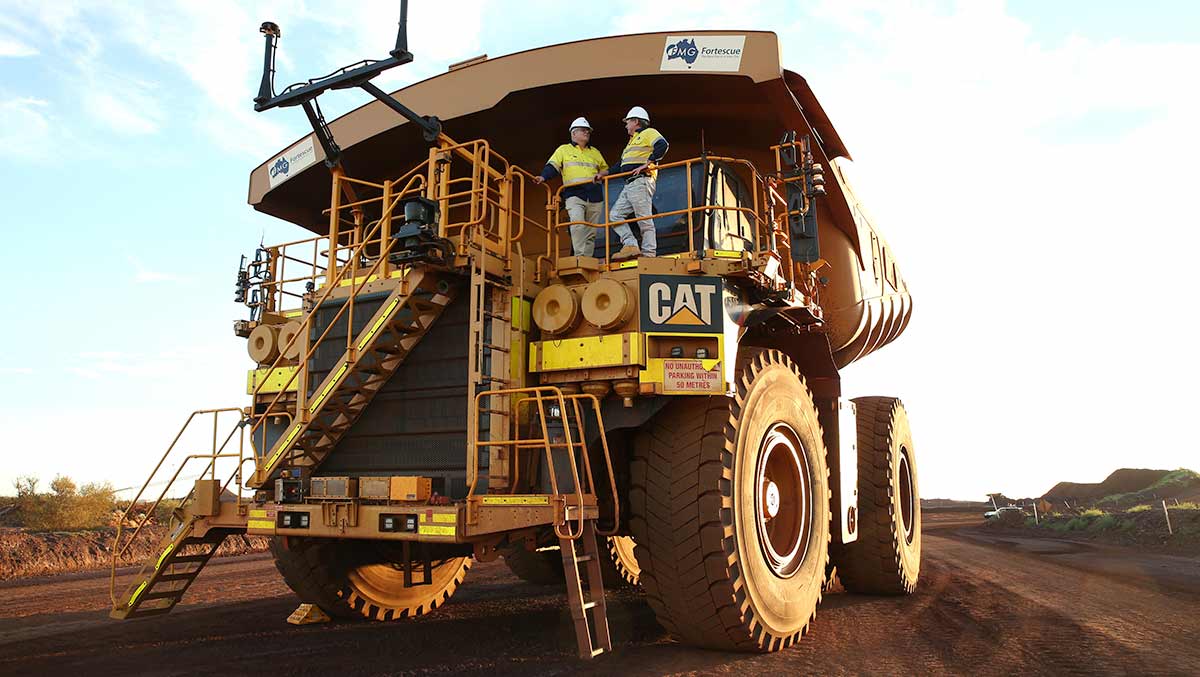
613,245,641,261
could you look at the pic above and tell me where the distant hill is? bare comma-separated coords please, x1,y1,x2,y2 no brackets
1042,468,1200,507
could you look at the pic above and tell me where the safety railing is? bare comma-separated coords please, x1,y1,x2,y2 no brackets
109,407,249,606
246,166,430,463
547,154,794,286
468,387,617,540
246,133,554,473
252,235,349,315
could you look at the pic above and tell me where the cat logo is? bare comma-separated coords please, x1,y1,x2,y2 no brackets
640,275,723,333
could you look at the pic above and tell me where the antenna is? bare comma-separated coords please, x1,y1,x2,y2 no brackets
254,22,280,106
391,0,411,58
252,0,442,169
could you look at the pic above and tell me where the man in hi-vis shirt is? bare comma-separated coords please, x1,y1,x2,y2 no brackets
605,106,668,260
534,117,608,257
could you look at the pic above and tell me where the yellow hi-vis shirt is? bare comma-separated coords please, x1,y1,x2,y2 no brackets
547,144,608,187
619,127,666,178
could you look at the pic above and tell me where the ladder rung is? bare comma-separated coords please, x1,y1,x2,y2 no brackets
481,343,510,353
157,572,198,583
141,590,186,601
477,408,511,416
575,555,594,563
169,554,210,564
582,601,597,610
590,648,606,658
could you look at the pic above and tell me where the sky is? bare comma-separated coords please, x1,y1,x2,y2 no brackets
0,0,1197,501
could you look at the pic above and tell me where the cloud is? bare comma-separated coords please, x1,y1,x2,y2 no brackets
127,255,182,284
85,86,163,135
0,35,37,57
0,96,52,159
0,367,34,375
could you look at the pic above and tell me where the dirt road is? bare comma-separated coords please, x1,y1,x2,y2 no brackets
1,513,1197,676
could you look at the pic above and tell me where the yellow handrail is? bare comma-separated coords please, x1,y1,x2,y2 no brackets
109,407,247,606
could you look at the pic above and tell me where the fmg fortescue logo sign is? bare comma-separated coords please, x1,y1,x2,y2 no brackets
269,156,290,180
660,35,746,72
665,38,699,65
267,136,317,189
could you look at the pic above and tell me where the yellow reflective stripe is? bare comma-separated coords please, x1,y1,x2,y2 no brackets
248,519,275,530
563,161,598,168
265,424,302,471
356,296,402,351
423,513,457,524
128,581,149,606
249,509,269,518
480,495,551,506
563,177,596,186
155,543,176,570
309,362,349,414
418,524,455,536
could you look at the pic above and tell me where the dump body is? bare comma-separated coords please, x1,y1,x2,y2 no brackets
248,31,910,367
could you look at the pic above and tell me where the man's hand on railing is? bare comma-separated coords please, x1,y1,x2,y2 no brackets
532,175,545,185
630,163,649,177
592,169,609,183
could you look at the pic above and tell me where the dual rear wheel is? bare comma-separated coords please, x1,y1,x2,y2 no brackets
629,350,921,652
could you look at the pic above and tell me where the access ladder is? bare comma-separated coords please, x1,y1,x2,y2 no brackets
560,519,612,658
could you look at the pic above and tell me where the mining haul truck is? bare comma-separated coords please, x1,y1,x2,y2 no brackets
110,12,918,659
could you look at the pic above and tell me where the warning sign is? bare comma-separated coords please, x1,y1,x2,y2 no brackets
663,359,723,392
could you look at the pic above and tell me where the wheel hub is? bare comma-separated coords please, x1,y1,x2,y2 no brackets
753,423,813,578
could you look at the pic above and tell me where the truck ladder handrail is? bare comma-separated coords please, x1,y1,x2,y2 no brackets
109,407,248,606
468,387,617,540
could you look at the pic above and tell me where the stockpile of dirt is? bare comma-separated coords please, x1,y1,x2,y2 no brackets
1042,468,1173,503
0,527,269,580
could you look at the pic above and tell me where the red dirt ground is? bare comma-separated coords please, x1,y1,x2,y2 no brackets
0,512,1197,675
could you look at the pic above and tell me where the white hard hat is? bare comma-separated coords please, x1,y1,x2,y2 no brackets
623,106,649,122
569,116,592,132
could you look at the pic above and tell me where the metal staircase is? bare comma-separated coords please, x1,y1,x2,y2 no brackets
111,517,232,619
109,409,252,619
252,266,456,485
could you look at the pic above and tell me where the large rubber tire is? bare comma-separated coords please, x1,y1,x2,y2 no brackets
834,396,921,594
630,350,830,652
502,547,564,585
606,535,640,587
503,536,641,588
270,537,471,620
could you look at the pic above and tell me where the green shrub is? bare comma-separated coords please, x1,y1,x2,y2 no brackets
1065,516,1090,531
1024,517,1039,528
1080,508,1105,518
1127,504,1151,513
1089,514,1119,531
1149,468,1200,491
11,475,116,531
1169,501,1199,510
